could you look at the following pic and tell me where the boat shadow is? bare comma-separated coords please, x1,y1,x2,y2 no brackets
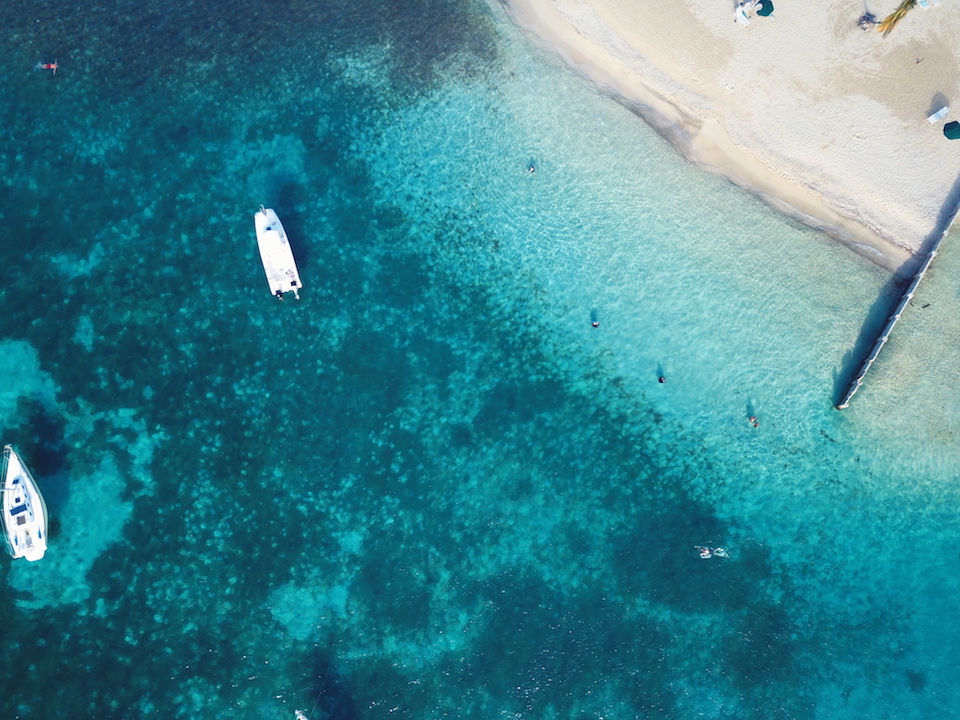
302,652,360,720
8,400,71,538
832,173,960,407
266,171,311,276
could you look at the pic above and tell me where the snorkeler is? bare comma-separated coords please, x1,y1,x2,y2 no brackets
695,546,728,559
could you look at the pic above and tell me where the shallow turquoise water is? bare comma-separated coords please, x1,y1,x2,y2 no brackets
3,0,960,718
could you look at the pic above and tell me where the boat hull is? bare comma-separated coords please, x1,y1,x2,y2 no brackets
255,207,302,299
2,445,47,562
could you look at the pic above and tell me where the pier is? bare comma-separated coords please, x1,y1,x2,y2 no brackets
836,200,960,410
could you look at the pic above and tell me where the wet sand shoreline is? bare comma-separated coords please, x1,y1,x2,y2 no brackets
499,0,960,271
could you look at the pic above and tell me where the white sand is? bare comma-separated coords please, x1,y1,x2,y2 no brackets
500,0,960,268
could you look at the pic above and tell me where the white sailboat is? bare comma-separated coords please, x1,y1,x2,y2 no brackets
255,206,302,300
2,445,48,562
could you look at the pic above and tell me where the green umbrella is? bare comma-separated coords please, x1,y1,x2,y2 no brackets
757,0,774,15
945,121,960,140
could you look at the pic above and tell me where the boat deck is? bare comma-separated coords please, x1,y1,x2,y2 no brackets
255,207,302,300
2,446,47,561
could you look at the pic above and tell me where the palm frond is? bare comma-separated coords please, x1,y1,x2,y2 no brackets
877,0,917,37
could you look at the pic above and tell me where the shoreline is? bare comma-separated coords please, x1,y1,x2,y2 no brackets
498,0,960,272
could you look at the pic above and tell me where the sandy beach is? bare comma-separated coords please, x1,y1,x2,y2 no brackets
500,0,960,269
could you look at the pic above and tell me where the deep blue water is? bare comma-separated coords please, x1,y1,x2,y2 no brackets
4,0,960,718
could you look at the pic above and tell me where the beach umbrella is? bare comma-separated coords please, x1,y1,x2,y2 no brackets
757,0,774,16
945,122,960,140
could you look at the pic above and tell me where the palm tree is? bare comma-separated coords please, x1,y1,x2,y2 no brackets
877,0,917,37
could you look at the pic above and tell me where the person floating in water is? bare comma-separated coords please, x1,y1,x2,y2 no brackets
695,546,728,559
658,376,666,384
36,59,59,74
749,415,759,428
592,321,599,328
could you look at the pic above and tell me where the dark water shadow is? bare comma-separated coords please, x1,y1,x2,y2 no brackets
0,400,71,541
305,653,360,720
613,499,759,614
24,402,69,478
830,272,906,406
266,169,310,273
9,400,70,513
832,173,960,406
469,571,677,717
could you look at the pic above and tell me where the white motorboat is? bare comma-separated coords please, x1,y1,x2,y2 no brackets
2,445,48,562
255,206,302,300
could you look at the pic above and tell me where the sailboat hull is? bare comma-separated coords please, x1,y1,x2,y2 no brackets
2,445,48,562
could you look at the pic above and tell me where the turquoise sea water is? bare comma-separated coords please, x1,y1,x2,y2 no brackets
4,0,960,717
